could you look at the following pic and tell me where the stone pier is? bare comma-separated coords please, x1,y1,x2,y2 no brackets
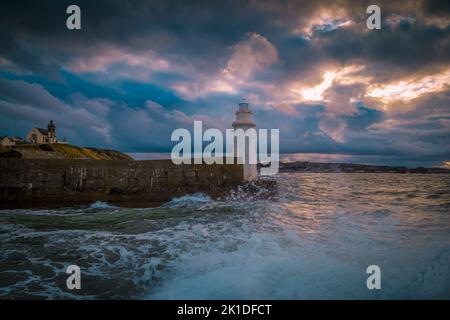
0,159,244,208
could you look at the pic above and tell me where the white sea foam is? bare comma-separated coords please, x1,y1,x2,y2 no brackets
144,217,450,299
160,193,212,208
1,173,449,299
89,201,117,209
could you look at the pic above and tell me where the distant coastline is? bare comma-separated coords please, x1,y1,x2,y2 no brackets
130,152,450,173
2,146,449,174
279,161,450,174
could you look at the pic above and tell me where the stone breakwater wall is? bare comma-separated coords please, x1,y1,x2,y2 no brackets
0,159,244,208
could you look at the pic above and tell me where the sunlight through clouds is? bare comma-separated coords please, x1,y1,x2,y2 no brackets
294,71,336,101
0,0,449,166
367,69,450,103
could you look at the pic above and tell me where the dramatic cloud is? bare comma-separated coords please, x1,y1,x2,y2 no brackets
0,0,449,166
367,68,450,104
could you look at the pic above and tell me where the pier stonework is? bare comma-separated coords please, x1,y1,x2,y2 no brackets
0,159,244,208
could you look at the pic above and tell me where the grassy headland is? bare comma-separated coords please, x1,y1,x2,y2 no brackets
0,143,133,160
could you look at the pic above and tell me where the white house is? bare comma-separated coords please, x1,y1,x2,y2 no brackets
0,136,14,146
0,135,25,146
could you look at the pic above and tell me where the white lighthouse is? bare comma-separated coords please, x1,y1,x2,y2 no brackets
232,100,258,180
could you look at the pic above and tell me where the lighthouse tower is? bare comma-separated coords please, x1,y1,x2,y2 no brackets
232,100,258,180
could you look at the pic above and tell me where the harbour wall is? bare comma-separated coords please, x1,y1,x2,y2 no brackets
0,159,244,208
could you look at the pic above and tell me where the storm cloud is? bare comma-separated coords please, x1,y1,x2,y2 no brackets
0,0,449,167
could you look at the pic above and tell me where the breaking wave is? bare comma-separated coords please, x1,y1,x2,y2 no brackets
0,173,449,299
89,201,117,209
160,193,212,208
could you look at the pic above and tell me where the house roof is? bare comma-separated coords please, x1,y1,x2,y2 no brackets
1,135,24,141
34,127,48,135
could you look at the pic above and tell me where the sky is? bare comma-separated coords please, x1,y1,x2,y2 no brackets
0,0,449,167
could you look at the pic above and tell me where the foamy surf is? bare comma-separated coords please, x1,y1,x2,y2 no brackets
0,173,449,299
160,193,212,208
89,201,117,209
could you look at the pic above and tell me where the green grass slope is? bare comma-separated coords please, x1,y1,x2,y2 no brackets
0,143,133,160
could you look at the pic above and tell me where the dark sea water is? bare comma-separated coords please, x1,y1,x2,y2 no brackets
1,173,449,299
